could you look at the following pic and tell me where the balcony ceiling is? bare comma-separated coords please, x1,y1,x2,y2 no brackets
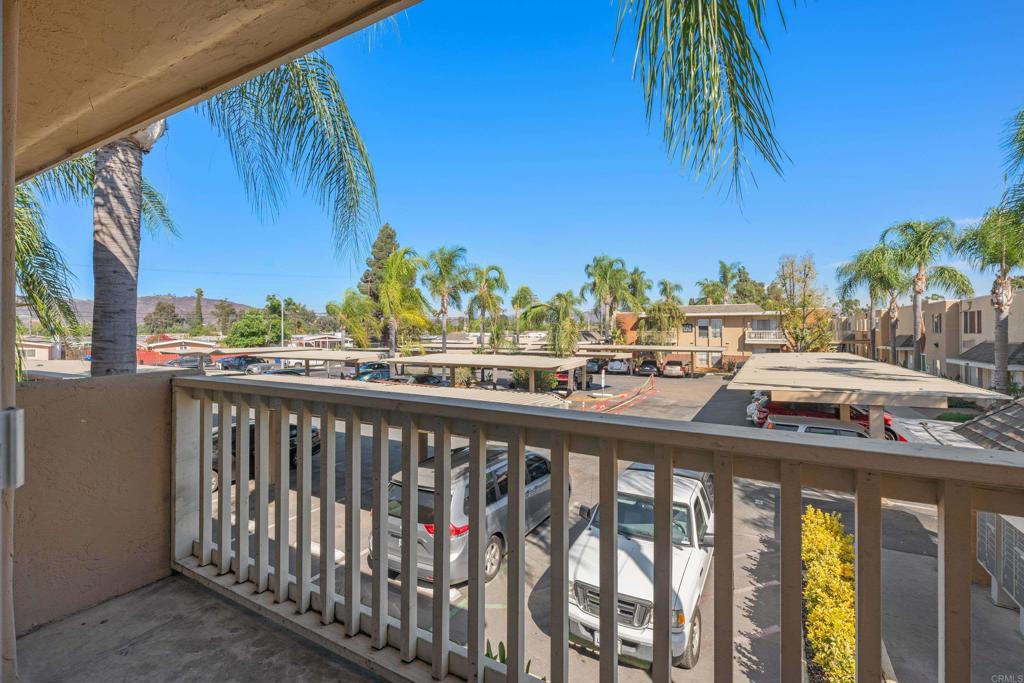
15,0,417,181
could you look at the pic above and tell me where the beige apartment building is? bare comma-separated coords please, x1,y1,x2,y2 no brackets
844,291,1024,389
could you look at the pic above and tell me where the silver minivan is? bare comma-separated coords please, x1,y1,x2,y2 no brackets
370,444,565,584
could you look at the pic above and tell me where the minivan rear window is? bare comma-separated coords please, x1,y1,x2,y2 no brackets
387,483,435,525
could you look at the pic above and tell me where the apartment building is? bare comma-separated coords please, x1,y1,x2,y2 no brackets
847,291,1024,388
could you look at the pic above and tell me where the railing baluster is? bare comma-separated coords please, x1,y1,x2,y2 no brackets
400,416,419,662
254,397,270,591
779,462,802,682
217,394,233,575
345,407,363,635
199,392,213,566
371,411,390,649
507,428,527,682
652,445,674,682
713,453,734,683
550,433,570,683
598,440,619,683
235,395,250,583
275,401,291,603
296,402,313,613
467,424,487,683
938,480,971,682
855,470,881,683
320,403,337,624
432,419,452,679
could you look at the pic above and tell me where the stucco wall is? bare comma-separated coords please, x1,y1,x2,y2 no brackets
14,370,189,634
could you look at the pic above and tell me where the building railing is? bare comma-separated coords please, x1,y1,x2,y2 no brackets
744,329,787,342
170,374,1024,683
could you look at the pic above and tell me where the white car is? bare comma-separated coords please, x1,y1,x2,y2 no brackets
568,463,714,669
764,414,868,438
606,359,630,374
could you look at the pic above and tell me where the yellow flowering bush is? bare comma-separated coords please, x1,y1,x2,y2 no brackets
802,505,856,683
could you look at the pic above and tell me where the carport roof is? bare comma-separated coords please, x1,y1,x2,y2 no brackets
386,352,587,372
578,344,728,353
267,349,386,363
728,352,1008,407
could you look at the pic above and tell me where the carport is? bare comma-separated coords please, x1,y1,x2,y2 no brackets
577,343,728,373
728,352,1007,437
266,348,387,377
384,352,588,393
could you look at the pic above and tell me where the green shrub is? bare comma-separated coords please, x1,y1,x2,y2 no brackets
511,368,557,391
802,505,855,683
936,412,973,423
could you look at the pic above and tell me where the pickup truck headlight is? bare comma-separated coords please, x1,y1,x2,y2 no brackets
672,609,686,630
568,581,576,604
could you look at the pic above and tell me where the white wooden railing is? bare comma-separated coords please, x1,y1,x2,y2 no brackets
170,374,1024,683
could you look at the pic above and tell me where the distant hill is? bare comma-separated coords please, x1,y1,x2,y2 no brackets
22,295,252,325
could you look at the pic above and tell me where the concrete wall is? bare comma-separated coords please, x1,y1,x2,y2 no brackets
14,370,189,634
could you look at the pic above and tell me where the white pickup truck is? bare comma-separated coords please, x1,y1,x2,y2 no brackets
567,463,714,669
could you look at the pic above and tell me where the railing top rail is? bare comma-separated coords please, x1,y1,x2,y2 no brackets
172,374,1024,490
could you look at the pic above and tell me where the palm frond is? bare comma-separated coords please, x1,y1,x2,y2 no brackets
25,154,95,204
1006,108,1024,209
198,52,379,255
928,265,974,299
617,0,787,192
141,180,177,236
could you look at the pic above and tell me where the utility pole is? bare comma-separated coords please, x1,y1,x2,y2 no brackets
280,295,285,347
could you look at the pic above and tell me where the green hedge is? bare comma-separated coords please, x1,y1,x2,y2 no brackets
802,505,855,683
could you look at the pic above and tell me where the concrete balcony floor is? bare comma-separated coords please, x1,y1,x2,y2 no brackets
19,575,384,683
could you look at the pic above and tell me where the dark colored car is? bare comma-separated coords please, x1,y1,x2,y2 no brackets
357,361,390,374
166,356,203,369
211,420,321,490
217,355,266,371
265,367,304,376
356,368,391,382
414,374,447,386
755,401,903,440
635,359,661,376
585,359,603,374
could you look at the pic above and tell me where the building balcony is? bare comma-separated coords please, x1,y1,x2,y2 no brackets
744,329,787,344
14,371,1024,683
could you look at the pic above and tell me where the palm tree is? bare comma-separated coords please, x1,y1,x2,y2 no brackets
466,265,508,348
957,207,1024,392
716,260,741,304
377,248,428,356
627,267,652,311
510,285,537,345
657,279,683,304
1007,107,1024,211
836,244,909,362
694,278,725,305
580,256,631,335
422,246,471,353
325,289,380,349
525,291,583,357
72,52,376,375
882,219,973,371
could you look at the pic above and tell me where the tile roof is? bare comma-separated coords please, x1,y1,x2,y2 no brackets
679,303,765,315
950,341,1024,368
955,398,1024,452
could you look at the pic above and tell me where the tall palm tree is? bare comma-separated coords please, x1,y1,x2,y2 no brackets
836,244,908,362
694,278,725,305
466,265,508,348
627,267,652,311
957,207,1024,392
75,52,377,375
580,255,631,335
510,285,537,345
882,219,973,371
377,248,428,356
716,260,741,304
657,278,683,304
422,246,471,353
525,291,583,357
325,289,380,349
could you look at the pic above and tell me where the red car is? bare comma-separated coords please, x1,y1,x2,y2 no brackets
755,401,903,440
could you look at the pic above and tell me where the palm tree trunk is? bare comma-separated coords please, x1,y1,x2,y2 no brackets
912,266,926,372
869,302,877,360
440,300,448,353
514,308,520,345
389,316,398,356
993,272,1013,393
90,123,165,377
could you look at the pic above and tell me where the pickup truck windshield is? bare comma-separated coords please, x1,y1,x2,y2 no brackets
593,494,692,546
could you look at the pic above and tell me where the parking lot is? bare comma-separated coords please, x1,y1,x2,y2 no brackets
216,371,1024,682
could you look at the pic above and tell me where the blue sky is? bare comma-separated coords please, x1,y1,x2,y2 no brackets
41,0,1024,312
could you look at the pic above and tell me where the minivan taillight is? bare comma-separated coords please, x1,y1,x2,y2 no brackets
424,523,470,537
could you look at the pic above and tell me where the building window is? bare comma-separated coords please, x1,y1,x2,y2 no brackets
710,319,723,339
751,318,777,331
697,319,709,338
963,310,981,334
932,314,942,334
22,349,36,358
682,323,693,333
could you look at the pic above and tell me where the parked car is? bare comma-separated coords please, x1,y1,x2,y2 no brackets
568,462,713,669
755,400,902,440
368,444,567,584
216,355,266,372
413,374,447,386
166,356,204,369
585,359,604,374
606,359,630,374
356,368,390,382
210,420,321,491
556,368,594,391
764,415,869,438
245,361,275,375
357,360,390,374
265,367,304,376
662,360,687,378
635,359,661,377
